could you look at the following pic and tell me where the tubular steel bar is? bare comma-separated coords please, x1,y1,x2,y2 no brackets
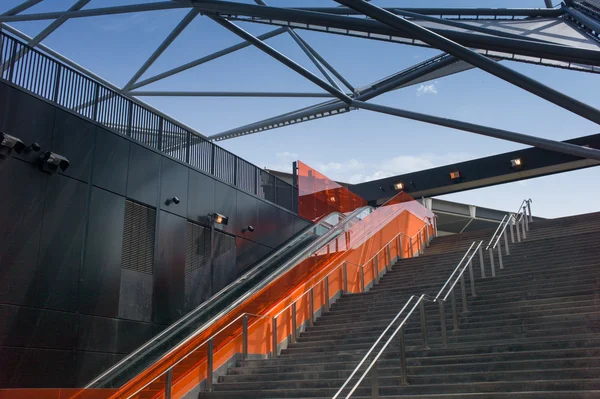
335,0,600,126
242,315,249,359
206,339,214,392
434,242,476,301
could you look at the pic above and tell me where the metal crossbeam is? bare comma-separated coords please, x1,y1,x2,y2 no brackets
2,0,44,16
130,91,334,98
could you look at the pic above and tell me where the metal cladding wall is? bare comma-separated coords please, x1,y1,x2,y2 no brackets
0,81,311,389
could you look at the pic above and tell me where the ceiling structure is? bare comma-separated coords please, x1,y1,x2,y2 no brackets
1,0,600,164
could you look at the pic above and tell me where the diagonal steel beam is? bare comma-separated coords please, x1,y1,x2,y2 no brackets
130,91,335,97
130,27,286,90
335,0,600,125
210,17,352,104
123,8,200,91
296,6,564,18
209,53,458,140
352,100,600,161
2,0,44,16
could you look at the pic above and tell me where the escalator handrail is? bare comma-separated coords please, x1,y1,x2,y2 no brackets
87,206,374,388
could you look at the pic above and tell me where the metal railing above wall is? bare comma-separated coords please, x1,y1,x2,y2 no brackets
0,31,296,211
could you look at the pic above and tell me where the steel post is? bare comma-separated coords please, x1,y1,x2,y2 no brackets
242,315,249,359
207,339,213,392
516,218,522,242
309,288,315,327
291,303,297,343
343,262,348,294
479,246,486,279
450,289,458,331
420,300,429,349
272,316,278,358
324,276,330,312
361,267,365,292
373,257,379,284
425,224,430,247
419,231,425,255
165,369,172,399
522,216,528,239
386,244,392,271
528,202,533,223
510,220,515,244
399,326,408,385
468,260,476,297
439,300,447,348
524,208,530,232
497,241,504,270
410,237,414,257
489,248,496,277
460,274,468,313
398,235,404,259
504,229,510,256
371,361,379,399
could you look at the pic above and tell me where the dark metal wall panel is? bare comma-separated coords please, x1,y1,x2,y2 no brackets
51,109,95,182
256,199,279,248
121,201,156,275
188,170,215,225
115,318,160,354
294,216,312,235
214,181,237,235
77,314,118,353
2,85,55,164
0,304,76,350
0,160,46,306
235,237,272,276
154,211,186,325
184,261,212,312
212,233,237,293
236,191,258,240
92,128,129,196
0,347,77,388
34,175,87,312
75,351,124,388
127,143,160,207
118,269,153,323
160,157,189,218
80,187,124,318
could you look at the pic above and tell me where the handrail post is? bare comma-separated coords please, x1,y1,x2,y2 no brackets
523,207,529,232
374,257,380,284
460,274,468,313
207,339,213,392
488,248,496,277
497,242,504,270
371,360,379,399
361,267,365,292
522,215,527,239
479,246,486,279
291,303,298,344
433,216,438,237
419,300,429,349
343,262,348,294
242,315,249,360
409,237,414,257
272,316,278,359
309,288,315,327
509,219,515,244
386,243,392,271
468,259,476,297
528,201,533,223
165,369,173,399
324,276,330,312
439,301,447,348
398,235,404,259
425,226,430,247
419,231,425,255
503,229,510,256
450,289,458,331
399,326,408,385
516,217,522,242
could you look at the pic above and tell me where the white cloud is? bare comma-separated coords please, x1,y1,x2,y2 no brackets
416,83,438,96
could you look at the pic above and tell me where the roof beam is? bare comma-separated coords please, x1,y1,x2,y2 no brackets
130,91,335,98
2,0,44,16
296,6,564,18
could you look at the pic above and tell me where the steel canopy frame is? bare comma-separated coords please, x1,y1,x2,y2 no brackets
0,0,599,163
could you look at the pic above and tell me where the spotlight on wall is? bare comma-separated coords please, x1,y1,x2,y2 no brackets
0,132,26,159
243,225,255,233
209,212,229,225
511,158,523,169
165,196,180,205
39,151,70,174
24,142,41,153
329,196,336,202
394,182,405,191
449,171,461,181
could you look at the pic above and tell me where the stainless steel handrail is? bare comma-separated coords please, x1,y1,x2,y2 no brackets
488,214,516,250
88,206,374,388
442,241,483,301
433,241,477,301
485,214,508,250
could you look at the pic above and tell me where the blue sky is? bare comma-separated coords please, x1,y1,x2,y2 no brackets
2,0,599,217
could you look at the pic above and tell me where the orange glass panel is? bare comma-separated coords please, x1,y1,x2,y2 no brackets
0,389,118,399
297,161,367,221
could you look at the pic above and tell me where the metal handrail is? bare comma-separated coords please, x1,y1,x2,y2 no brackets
485,214,508,250
331,295,419,399
88,207,373,388
442,241,483,301
489,214,516,250
433,241,477,301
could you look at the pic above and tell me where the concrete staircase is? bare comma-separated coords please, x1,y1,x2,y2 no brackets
197,212,600,398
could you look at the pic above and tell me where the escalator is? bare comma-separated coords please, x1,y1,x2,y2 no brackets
87,207,374,390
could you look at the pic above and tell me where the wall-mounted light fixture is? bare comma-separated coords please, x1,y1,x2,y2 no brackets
242,225,255,233
0,132,25,159
209,212,229,225
511,158,523,169
393,182,404,191
165,196,180,205
39,151,70,174
449,171,461,181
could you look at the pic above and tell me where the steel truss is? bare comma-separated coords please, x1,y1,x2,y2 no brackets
1,0,600,162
